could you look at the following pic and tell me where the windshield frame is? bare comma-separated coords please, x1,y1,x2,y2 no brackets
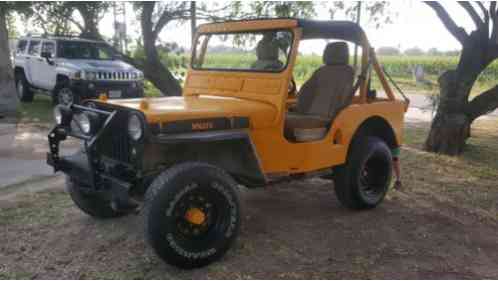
57,40,116,61
191,28,295,74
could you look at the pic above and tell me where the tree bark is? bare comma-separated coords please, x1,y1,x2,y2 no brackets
0,8,17,118
140,3,182,96
424,71,472,155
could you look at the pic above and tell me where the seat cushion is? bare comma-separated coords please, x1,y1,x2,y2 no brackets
285,112,330,142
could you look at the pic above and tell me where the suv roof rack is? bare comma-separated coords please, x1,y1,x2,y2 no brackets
24,32,101,41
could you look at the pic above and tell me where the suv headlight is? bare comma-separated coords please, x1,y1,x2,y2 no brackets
137,71,144,80
85,71,97,81
128,114,143,141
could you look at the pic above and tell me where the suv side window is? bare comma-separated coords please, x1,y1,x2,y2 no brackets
28,40,41,56
16,40,28,54
42,41,55,57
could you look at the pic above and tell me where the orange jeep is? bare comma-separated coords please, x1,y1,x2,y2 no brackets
47,19,408,268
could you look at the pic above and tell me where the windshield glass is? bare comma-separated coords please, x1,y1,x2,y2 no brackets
192,30,293,72
57,40,116,60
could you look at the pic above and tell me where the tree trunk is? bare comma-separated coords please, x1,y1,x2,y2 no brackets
423,30,496,156
140,4,182,97
0,9,17,118
76,6,101,40
142,34,182,96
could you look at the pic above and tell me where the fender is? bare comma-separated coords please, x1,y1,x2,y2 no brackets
149,130,267,187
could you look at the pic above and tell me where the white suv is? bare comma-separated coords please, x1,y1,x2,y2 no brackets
13,35,144,105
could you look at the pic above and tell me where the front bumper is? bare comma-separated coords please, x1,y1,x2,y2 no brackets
47,104,139,192
71,80,144,100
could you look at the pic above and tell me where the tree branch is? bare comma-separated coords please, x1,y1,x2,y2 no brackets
425,1,468,45
466,85,498,121
458,2,484,28
153,8,190,38
491,1,497,43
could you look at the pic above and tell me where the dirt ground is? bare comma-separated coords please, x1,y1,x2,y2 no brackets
0,121,497,279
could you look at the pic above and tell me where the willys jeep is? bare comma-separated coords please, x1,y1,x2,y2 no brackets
47,19,408,269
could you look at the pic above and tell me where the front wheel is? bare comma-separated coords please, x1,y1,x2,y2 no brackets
144,162,241,269
66,177,127,219
333,136,393,209
54,82,79,105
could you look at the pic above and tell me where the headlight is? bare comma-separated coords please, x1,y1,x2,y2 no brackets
78,113,91,134
54,107,62,125
85,71,97,81
75,112,100,135
53,105,72,126
137,72,144,80
74,71,82,80
128,114,143,141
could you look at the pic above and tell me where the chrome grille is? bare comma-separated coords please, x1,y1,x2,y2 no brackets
96,71,135,81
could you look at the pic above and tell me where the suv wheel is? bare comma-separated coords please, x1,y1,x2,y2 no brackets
333,136,392,209
54,80,79,105
56,87,78,105
144,162,241,269
15,73,34,103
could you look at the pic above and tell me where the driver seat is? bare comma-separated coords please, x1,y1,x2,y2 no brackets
285,42,354,142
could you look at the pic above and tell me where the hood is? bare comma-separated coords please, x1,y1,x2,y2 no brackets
106,95,278,129
58,59,138,72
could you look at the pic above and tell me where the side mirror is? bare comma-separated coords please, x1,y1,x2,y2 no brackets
41,52,54,65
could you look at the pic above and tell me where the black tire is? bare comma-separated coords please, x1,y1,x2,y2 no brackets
15,72,34,103
144,162,241,269
53,80,79,105
333,136,393,209
66,177,126,219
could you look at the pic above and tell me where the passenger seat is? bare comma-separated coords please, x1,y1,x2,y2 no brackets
285,42,354,142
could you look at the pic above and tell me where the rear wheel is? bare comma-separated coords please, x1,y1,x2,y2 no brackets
15,73,34,103
144,162,241,269
333,136,392,209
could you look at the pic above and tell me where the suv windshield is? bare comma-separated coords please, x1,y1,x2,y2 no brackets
192,30,293,72
58,40,116,60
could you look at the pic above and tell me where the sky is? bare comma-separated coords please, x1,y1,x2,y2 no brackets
19,1,477,53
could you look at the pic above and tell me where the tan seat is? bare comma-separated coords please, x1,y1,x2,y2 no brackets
285,42,354,142
251,35,283,71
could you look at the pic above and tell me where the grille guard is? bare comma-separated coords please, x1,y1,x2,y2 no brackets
47,104,118,188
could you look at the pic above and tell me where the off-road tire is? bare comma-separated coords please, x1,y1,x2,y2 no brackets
333,136,392,209
66,177,126,219
144,162,241,269
15,72,34,103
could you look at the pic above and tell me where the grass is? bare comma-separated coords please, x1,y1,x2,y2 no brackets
17,95,53,124
401,119,498,217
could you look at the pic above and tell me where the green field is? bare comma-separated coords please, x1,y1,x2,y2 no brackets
180,53,498,94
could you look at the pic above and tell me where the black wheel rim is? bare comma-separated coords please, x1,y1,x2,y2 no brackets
169,182,231,251
359,152,390,202
58,88,74,105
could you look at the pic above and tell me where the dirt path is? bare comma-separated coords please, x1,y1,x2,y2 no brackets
0,120,497,279
0,175,496,279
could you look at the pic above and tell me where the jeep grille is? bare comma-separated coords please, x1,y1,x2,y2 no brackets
95,111,131,163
